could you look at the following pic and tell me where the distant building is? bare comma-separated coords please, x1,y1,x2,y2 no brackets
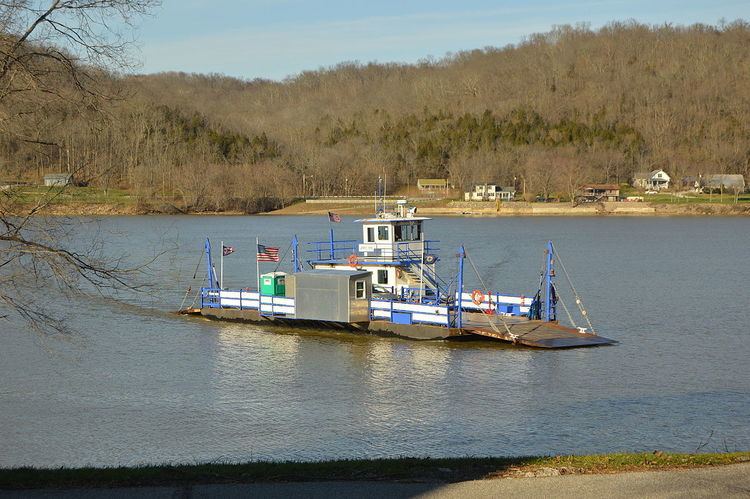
633,169,670,191
576,184,620,202
43,173,73,187
416,178,448,191
632,172,649,189
702,174,746,193
681,176,700,190
465,184,515,201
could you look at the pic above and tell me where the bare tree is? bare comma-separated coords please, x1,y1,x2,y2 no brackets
558,153,590,205
1,0,158,333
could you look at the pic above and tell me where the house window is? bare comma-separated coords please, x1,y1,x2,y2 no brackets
377,269,388,284
367,227,375,242
377,226,389,241
355,280,366,299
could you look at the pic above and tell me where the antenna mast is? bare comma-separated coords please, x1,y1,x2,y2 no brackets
376,176,386,214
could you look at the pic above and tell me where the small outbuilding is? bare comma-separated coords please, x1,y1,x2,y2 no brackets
285,269,372,323
43,173,73,187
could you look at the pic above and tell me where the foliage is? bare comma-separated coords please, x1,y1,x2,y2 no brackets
3,20,750,210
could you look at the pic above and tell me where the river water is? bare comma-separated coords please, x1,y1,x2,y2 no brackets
1,215,749,467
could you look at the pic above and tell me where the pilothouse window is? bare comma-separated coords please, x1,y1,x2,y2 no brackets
395,223,421,242
377,226,389,241
367,227,375,242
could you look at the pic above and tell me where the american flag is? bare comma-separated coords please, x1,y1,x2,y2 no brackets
222,245,235,256
328,211,342,223
257,244,280,262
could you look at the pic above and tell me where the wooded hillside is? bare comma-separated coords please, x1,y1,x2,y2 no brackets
2,20,749,211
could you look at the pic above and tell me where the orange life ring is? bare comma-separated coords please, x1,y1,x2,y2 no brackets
471,289,485,306
347,254,359,268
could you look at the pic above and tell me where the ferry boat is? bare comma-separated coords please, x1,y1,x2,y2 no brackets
189,200,615,349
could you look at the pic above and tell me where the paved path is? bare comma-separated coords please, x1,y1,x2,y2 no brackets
3,463,749,498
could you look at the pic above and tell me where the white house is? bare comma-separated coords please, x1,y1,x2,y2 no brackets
633,169,670,191
464,184,515,201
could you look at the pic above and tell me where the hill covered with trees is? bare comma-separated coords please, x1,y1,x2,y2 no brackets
2,20,749,211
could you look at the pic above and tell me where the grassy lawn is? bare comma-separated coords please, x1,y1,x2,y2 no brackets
8,185,136,206
1,452,748,489
618,185,750,204
641,193,750,204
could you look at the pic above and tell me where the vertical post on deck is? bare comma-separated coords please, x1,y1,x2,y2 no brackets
220,240,224,289
329,227,335,260
205,238,216,288
419,238,425,301
256,236,261,293
544,240,556,322
292,235,300,273
457,245,465,329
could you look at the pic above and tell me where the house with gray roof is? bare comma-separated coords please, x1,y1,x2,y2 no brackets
702,174,746,193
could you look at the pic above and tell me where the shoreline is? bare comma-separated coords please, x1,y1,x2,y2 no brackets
1,452,748,490
267,199,750,217
17,200,750,217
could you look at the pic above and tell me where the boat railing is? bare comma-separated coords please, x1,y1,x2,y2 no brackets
201,287,221,308
456,291,533,316
369,297,454,328
395,244,450,290
305,239,358,262
395,240,439,262
200,287,295,316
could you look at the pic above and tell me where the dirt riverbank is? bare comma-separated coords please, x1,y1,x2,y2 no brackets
268,200,750,217
17,200,750,217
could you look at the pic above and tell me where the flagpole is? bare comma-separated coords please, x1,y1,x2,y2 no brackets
220,240,224,289
328,214,335,260
256,236,261,293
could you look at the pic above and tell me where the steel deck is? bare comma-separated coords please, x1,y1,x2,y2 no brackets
462,312,616,348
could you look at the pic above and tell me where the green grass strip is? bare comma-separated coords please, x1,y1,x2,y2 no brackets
1,452,749,489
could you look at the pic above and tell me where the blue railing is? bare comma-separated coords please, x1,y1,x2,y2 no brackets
305,239,358,262
200,287,296,317
369,297,456,328
400,248,449,290
398,286,440,304
395,240,439,262
200,287,221,308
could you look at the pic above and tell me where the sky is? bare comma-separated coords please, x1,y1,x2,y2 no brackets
133,0,750,80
